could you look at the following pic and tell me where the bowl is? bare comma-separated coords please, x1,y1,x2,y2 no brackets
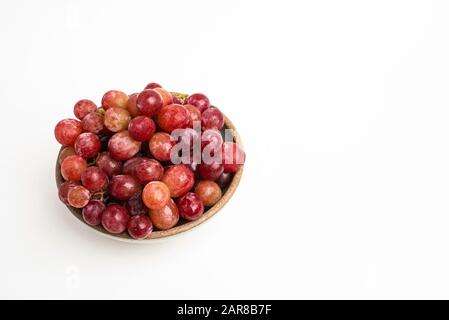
55,114,244,242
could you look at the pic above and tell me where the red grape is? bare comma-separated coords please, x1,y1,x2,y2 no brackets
96,152,122,177
58,146,76,165
149,132,175,161
222,142,245,173
153,87,173,107
82,200,105,226
67,185,91,208
157,104,189,133
54,119,82,146
127,215,153,239
104,107,131,132
178,192,204,221
81,166,108,192
82,111,104,134
101,204,129,234
128,116,156,142
135,159,164,185
195,180,222,206
123,157,146,176
74,99,97,120
61,155,88,181
216,172,233,189
108,131,141,161
171,93,184,105
201,106,224,130
185,93,210,113
144,82,162,90
108,175,141,201
197,162,224,181
127,93,140,117
185,104,202,128
136,89,163,117
149,199,179,230
74,132,101,159
58,181,78,205
142,181,170,210
201,129,223,158
162,164,195,197
124,193,147,216
102,90,129,110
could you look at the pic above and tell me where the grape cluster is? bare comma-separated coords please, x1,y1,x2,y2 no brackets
55,83,245,239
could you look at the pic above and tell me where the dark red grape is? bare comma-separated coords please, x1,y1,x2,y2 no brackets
58,181,78,205
108,131,141,161
74,99,97,120
136,89,163,117
201,107,224,130
157,104,189,133
149,132,175,161
149,199,179,230
81,166,108,192
222,142,245,173
185,93,210,113
61,155,88,181
108,175,141,201
67,185,91,208
178,192,204,221
128,116,156,142
102,90,129,110
54,119,82,146
82,112,104,134
162,164,195,197
82,200,105,226
171,93,184,105
127,215,153,239
74,132,101,159
197,162,224,181
124,193,147,216
144,82,162,90
142,181,171,210
135,159,164,184
123,157,146,176
215,172,233,189
96,152,122,177
101,204,129,234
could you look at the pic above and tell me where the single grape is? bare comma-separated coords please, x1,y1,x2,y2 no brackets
58,181,79,205
201,106,224,130
127,215,153,239
124,193,147,216
54,119,83,146
81,166,108,192
149,132,175,161
157,104,190,133
58,146,76,165
162,164,195,198
171,93,184,105
222,142,246,173
134,159,164,184
82,200,105,226
153,87,173,107
81,111,104,134
123,156,146,176
142,181,171,210
185,93,210,113
178,192,204,221
104,107,131,132
149,199,179,230
136,89,163,117
108,131,141,161
67,185,91,208
128,116,156,142
74,132,101,159
215,172,233,189
144,82,162,90
197,162,224,181
61,155,88,181
102,90,129,110
195,180,222,207
101,204,130,234
108,175,141,201
127,93,140,117
184,104,202,128
96,152,122,177
74,99,97,120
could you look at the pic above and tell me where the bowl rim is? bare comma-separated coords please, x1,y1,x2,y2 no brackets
55,113,244,242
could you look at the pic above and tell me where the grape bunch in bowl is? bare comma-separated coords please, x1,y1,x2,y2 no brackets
55,82,245,241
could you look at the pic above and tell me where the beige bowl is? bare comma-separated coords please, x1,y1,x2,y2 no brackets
55,114,244,242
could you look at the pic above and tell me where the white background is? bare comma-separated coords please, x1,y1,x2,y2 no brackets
1,0,449,299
